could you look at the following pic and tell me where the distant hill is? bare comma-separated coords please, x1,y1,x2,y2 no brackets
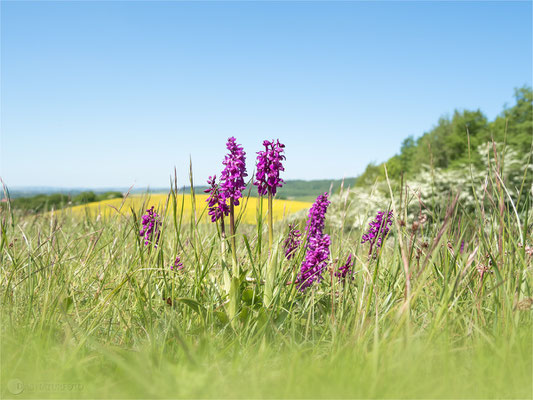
192,178,358,202
275,178,357,201
2,187,168,199
4,178,358,201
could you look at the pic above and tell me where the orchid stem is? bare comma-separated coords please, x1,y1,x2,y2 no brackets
268,190,273,251
229,198,238,277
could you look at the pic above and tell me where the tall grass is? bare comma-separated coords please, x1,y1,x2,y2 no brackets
1,152,531,399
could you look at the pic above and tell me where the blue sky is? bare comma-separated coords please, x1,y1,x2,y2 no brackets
1,1,531,189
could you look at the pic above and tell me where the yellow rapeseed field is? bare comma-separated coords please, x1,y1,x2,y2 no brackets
61,193,311,224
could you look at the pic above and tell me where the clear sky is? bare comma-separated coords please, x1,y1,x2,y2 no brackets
1,1,531,189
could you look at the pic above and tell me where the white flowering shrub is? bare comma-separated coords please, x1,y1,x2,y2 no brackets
328,142,532,229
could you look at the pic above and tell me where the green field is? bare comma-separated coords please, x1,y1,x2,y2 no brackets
1,157,531,398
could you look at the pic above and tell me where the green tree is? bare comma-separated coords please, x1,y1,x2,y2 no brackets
492,86,532,151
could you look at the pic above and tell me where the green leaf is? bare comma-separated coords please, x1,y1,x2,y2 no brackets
175,297,205,316
242,288,254,304
215,311,229,325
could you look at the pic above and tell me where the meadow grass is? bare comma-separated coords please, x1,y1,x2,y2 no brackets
1,167,531,399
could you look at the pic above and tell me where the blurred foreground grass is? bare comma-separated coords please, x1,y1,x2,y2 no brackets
2,326,530,398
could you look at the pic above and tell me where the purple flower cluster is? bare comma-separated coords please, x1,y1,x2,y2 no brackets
283,224,301,260
335,254,354,282
139,206,161,246
254,139,285,196
204,175,229,222
361,210,393,254
172,255,183,271
298,193,331,291
305,193,330,239
299,235,331,291
220,137,247,206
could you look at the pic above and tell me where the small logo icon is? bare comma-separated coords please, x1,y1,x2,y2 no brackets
7,379,24,395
